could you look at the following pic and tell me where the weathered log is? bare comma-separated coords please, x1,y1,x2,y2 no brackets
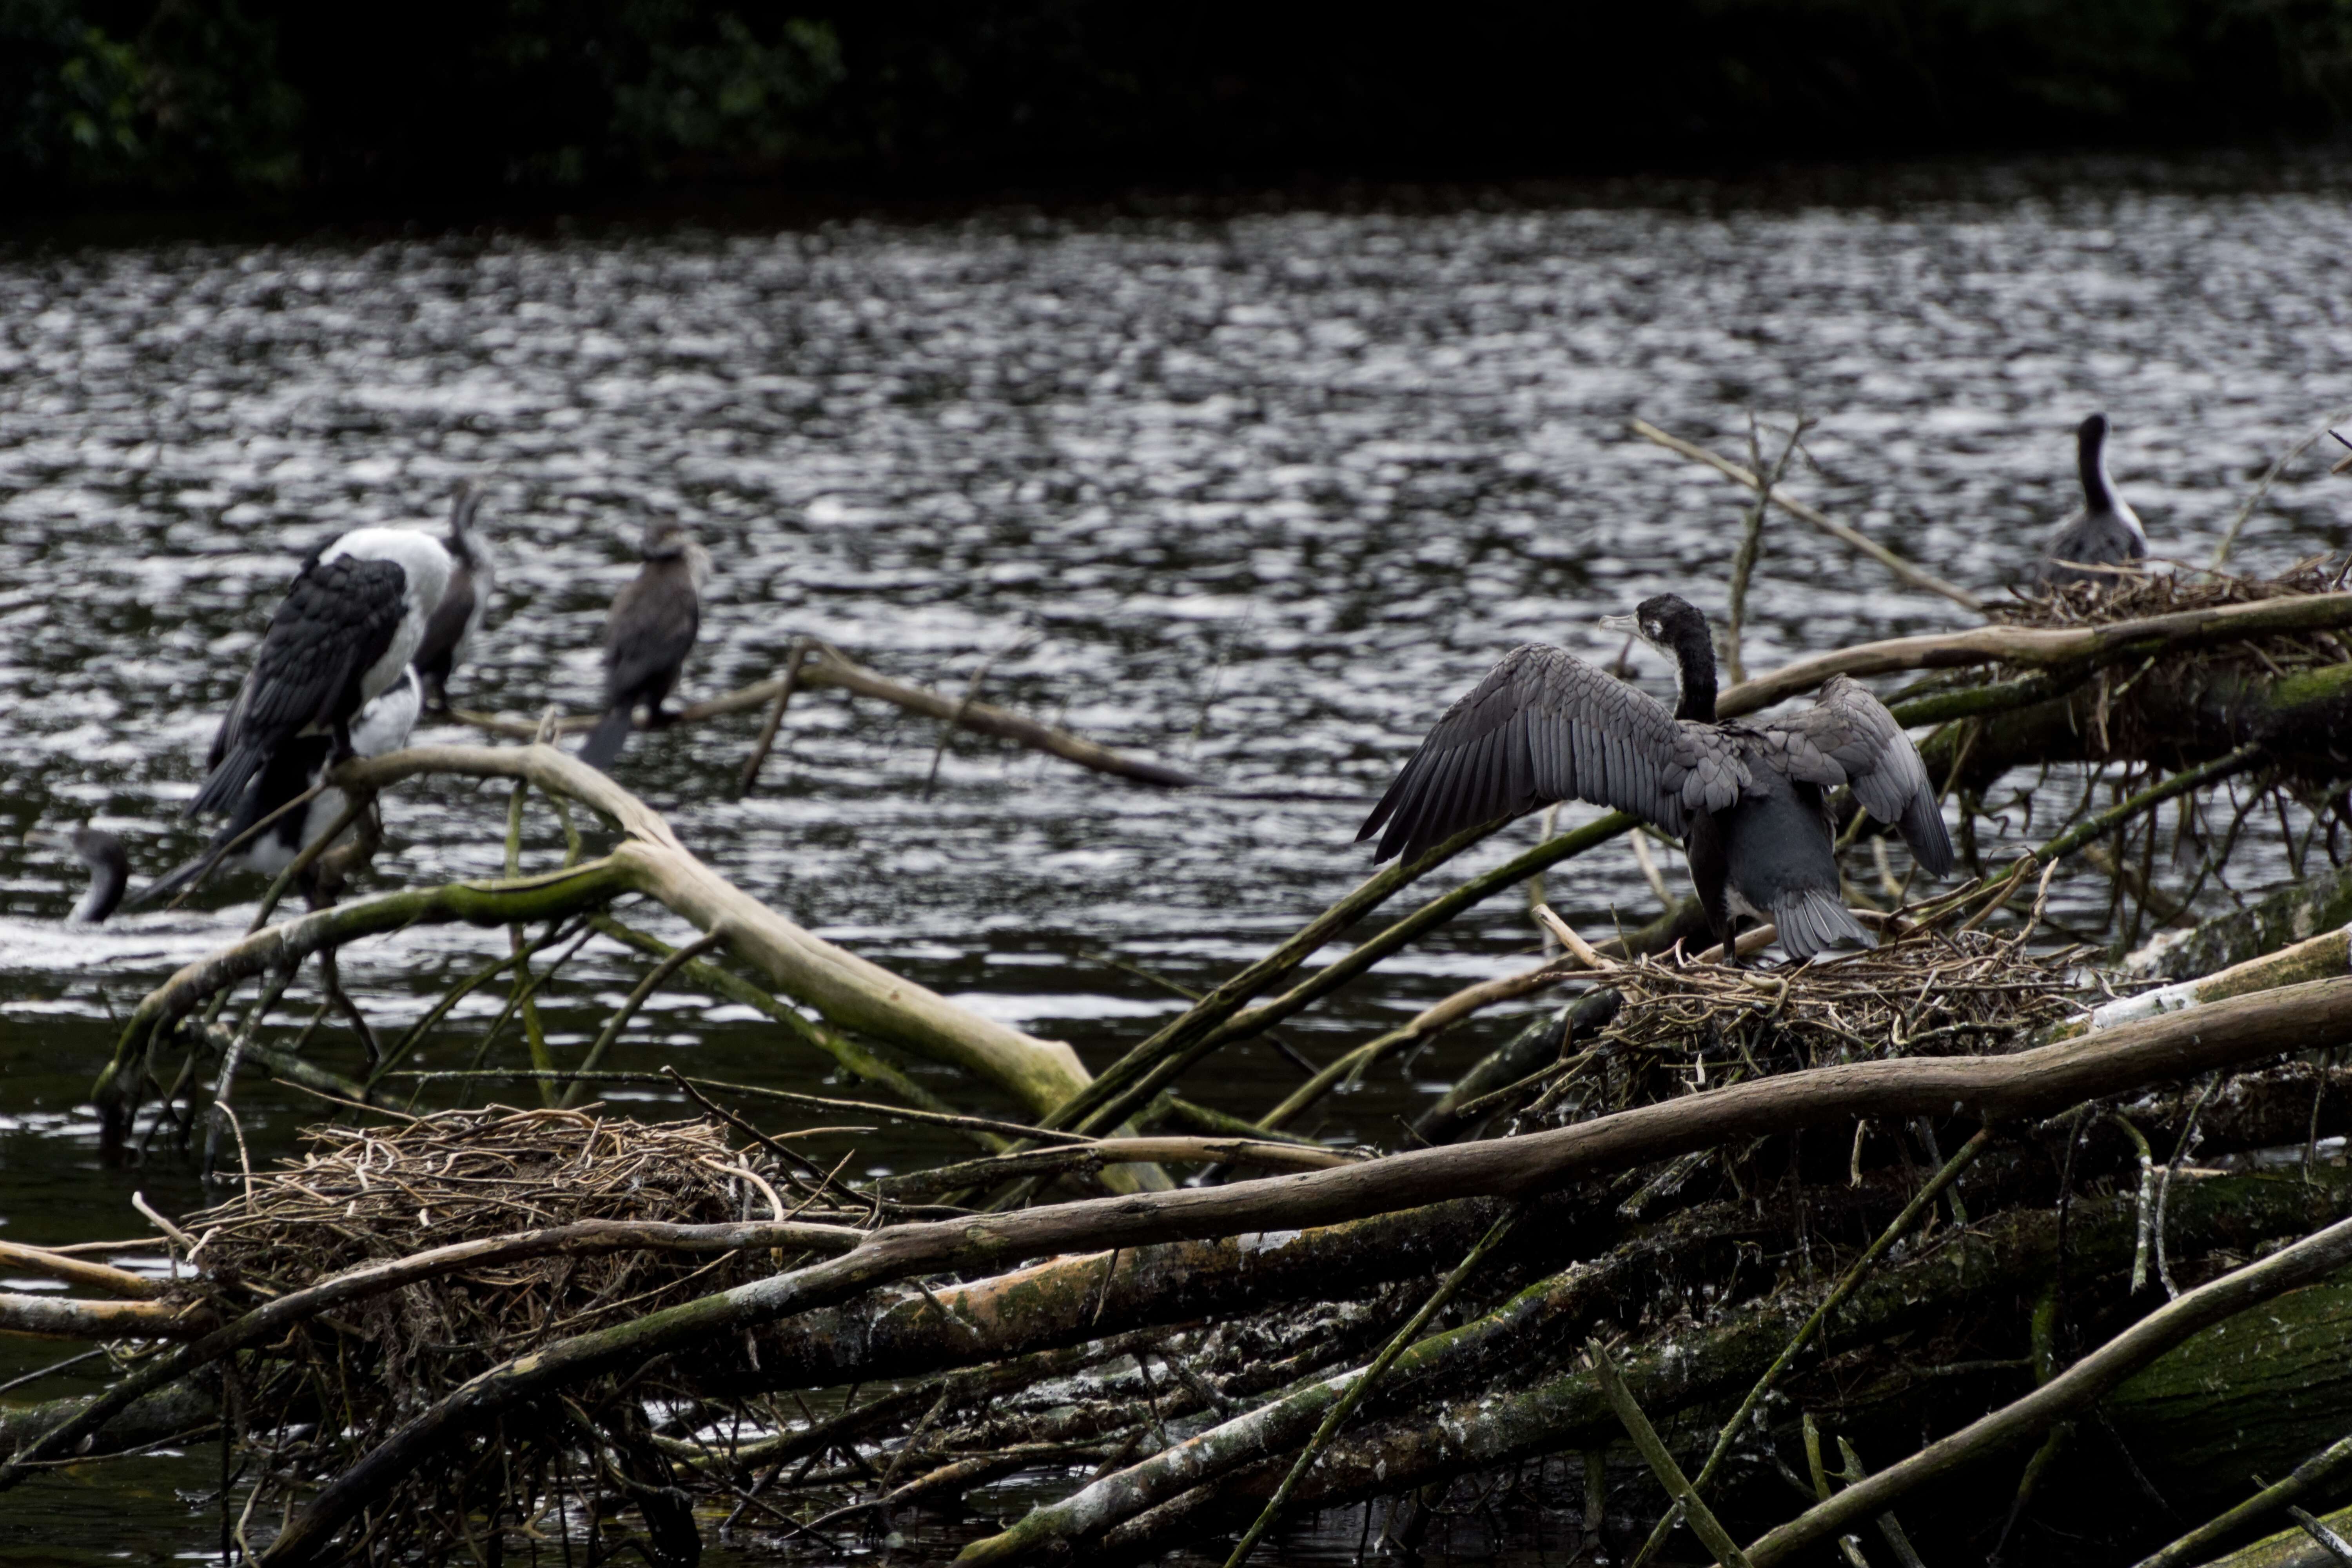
725,1198,1518,1394
1087,1172,2352,1563
2093,924,2352,1031
2133,863,2352,984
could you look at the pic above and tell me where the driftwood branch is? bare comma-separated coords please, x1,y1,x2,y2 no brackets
454,639,1209,788
94,745,1115,1145
1629,418,1983,612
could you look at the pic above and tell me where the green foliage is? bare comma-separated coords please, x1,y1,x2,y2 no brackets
2,0,147,183
1,0,298,194
6,0,2352,207
612,11,844,171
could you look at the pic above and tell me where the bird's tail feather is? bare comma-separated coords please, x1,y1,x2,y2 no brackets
1772,889,1875,961
187,742,267,818
580,707,634,771
119,849,215,914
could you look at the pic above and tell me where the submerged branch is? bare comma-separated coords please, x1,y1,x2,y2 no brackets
454,639,1209,788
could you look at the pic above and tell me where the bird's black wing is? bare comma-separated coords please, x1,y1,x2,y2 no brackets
1358,643,1748,863
1755,673,1955,876
191,555,407,815
603,568,700,702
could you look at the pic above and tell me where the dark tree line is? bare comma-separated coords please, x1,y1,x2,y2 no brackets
5,0,2352,208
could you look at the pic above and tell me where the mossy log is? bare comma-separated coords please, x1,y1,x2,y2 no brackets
2135,863,2352,983
1935,657,2352,793
0,1381,220,1460
2109,1278,2352,1509
2198,1503,2352,1568
1079,1172,2352,1563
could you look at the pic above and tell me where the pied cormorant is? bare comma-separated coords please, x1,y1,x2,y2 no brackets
413,483,497,713
188,527,450,819
1359,593,1955,962
126,666,423,914
581,520,710,771
2037,413,2148,586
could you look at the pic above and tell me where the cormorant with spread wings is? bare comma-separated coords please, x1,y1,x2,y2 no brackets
1359,593,1954,962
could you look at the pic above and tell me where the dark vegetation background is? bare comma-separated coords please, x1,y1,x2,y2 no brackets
5,0,2352,212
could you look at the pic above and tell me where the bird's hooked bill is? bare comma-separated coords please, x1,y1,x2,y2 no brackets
1597,612,1641,636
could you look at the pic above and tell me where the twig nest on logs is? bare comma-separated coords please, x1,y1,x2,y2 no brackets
1993,557,2343,632
1588,928,2083,1076
176,1103,821,1529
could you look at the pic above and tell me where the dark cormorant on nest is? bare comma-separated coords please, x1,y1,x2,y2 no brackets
1360,592,1954,962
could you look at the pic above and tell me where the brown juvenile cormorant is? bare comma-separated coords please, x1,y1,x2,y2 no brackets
581,520,710,771
413,483,497,712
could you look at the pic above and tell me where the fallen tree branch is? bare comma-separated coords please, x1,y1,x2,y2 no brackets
1630,419,1983,612
874,1136,1361,1200
1717,592,2352,718
453,639,1209,788
1742,1205,2352,1566
93,745,1122,1168
0,1292,205,1341
0,1241,163,1300
256,975,2352,1564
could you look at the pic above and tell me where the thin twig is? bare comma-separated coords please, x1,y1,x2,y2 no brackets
1592,1339,1755,1568
1223,1202,1527,1568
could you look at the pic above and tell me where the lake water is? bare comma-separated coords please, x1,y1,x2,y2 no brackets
2,158,2349,1561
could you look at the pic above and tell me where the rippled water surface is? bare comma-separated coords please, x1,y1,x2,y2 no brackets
3,163,2350,1560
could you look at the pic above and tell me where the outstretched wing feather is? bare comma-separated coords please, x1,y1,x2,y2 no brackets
1360,643,1720,862
1760,673,1955,876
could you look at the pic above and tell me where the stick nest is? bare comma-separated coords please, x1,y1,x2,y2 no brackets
1589,928,2083,1075
181,1105,802,1558
1994,556,2344,651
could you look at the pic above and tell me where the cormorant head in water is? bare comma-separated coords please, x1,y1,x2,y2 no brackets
31,825,131,924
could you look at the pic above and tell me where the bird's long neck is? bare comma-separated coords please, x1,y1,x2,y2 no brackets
75,855,128,924
1671,628,1719,722
2078,425,2116,514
